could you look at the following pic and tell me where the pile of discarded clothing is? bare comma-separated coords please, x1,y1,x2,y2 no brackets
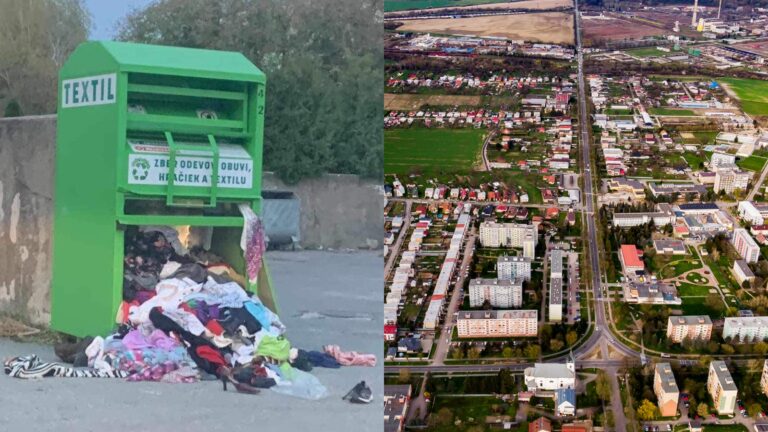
4,211,376,401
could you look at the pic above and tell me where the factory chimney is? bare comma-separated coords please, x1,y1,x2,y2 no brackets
692,0,699,27
718,0,723,19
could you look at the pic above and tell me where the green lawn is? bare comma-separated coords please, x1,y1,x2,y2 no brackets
685,272,709,285
428,396,502,432
682,152,707,169
605,108,633,115
719,77,768,116
737,155,767,173
680,296,722,316
655,256,703,279
678,281,711,297
692,131,719,145
625,46,669,58
702,425,749,432
384,0,508,12
385,128,485,178
649,107,696,116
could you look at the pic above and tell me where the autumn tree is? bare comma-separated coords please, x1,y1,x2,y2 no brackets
0,0,90,115
637,399,659,421
697,403,709,418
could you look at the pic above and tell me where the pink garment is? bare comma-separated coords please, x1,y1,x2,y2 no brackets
239,204,266,283
323,344,376,367
123,329,179,351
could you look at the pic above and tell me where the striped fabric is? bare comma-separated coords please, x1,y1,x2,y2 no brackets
4,355,130,379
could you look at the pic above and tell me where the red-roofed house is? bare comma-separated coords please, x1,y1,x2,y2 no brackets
384,324,397,341
529,417,552,432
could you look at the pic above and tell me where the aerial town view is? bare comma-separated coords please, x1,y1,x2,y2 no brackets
383,0,768,431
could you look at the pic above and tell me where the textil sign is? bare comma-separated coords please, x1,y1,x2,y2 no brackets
61,73,117,108
128,154,253,189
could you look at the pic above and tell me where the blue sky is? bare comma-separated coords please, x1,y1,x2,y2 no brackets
85,0,155,40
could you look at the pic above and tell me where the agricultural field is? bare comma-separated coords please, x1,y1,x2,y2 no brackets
648,107,695,116
384,94,483,110
582,15,667,46
395,12,575,44
385,128,485,178
719,78,768,117
385,0,570,12
384,93,518,110
384,0,508,12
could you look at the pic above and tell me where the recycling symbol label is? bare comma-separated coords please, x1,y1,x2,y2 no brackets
131,157,150,181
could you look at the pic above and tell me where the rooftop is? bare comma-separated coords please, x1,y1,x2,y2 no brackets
655,363,679,394
459,310,538,320
620,244,644,268
668,315,712,326
710,361,737,391
384,385,411,432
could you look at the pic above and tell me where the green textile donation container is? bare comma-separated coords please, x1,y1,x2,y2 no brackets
51,41,275,337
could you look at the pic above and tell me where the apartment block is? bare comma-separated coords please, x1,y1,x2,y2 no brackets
761,360,768,398
738,201,765,225
654,363,679,417
732,228,760,264
456,310,538,338
468,278,523,308
479,221,538,259
722,316,768,342
549,249,564,322
707,361,737,415
498,255,532,281
665,315,713,343
714,169,751,194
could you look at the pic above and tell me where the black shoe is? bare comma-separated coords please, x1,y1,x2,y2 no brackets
54,336,94,364
342,381,373,404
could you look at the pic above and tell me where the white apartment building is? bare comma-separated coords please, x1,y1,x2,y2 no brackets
549,249,564,322
665,315,713,343
479,222,537,259
710,151,736,167
714,169,751,194
733,259,755,285
468,278,523,308
497,255,532,281
654,363,679,417
732,228,760,264
723,316,768,342
455,310,538,338
761,360,768,398
707,361,738,415
738,201,764,225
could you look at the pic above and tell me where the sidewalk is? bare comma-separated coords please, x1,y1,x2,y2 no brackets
0,250,382,432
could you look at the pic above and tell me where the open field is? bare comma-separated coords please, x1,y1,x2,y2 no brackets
385,93,482,110
649,107,695,116
395,12,575,44
385,128,485,177
384,93,517,110
719,78,768,117
583,15,667,46
737,155,767,173
384,0,509,12
730,40,768,57
624,46,669,58
386,0,571,13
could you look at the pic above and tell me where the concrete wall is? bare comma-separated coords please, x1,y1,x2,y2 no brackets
0,115,382,325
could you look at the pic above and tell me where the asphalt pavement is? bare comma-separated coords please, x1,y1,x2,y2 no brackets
0,250,382,432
